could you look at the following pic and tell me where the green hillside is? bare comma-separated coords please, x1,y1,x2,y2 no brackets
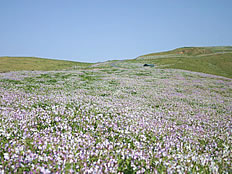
127,46,232,78
1,46,232,78
0,57,92,72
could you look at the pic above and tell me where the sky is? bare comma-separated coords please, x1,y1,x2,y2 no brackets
0,0,232,63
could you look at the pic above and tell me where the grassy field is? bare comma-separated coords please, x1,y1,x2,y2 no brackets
123,46,232,78
0,57,92,72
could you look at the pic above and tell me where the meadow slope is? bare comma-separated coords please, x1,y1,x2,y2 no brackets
0,65,231,173
125,46,232,78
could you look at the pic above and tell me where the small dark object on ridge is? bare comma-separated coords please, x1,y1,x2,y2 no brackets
144,64,154,67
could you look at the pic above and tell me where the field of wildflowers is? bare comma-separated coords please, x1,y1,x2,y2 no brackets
0,66,231,173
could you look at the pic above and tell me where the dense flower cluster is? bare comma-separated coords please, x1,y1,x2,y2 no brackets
0,67,231,173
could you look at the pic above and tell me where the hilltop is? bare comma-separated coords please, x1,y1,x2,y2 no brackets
0,57,92,72
138,46,232,58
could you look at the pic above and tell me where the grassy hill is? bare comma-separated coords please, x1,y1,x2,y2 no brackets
0,57,92,72
138,46,232,57
126,46,232,78
1,46,232,78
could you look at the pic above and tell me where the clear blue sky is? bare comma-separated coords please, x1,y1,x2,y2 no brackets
0,0,232,62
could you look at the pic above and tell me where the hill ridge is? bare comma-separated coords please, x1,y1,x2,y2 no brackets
137,46,232,59
0,56,92,72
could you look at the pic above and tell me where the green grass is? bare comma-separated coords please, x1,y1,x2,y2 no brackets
0,57,93,72
127,46,232,78
1,46,232,78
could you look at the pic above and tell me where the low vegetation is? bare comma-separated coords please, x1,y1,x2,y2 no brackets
0,65,231,173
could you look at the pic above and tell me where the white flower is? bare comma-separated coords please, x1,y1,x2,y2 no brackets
4,153,9,160
40,167,51,174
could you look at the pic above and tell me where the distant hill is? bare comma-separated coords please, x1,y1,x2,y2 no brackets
138,46,232,58
0,57,92,72
1,46,232,78
129,46,232,78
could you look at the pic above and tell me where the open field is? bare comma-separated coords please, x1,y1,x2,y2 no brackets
0,57,92,72
0,65,231,173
